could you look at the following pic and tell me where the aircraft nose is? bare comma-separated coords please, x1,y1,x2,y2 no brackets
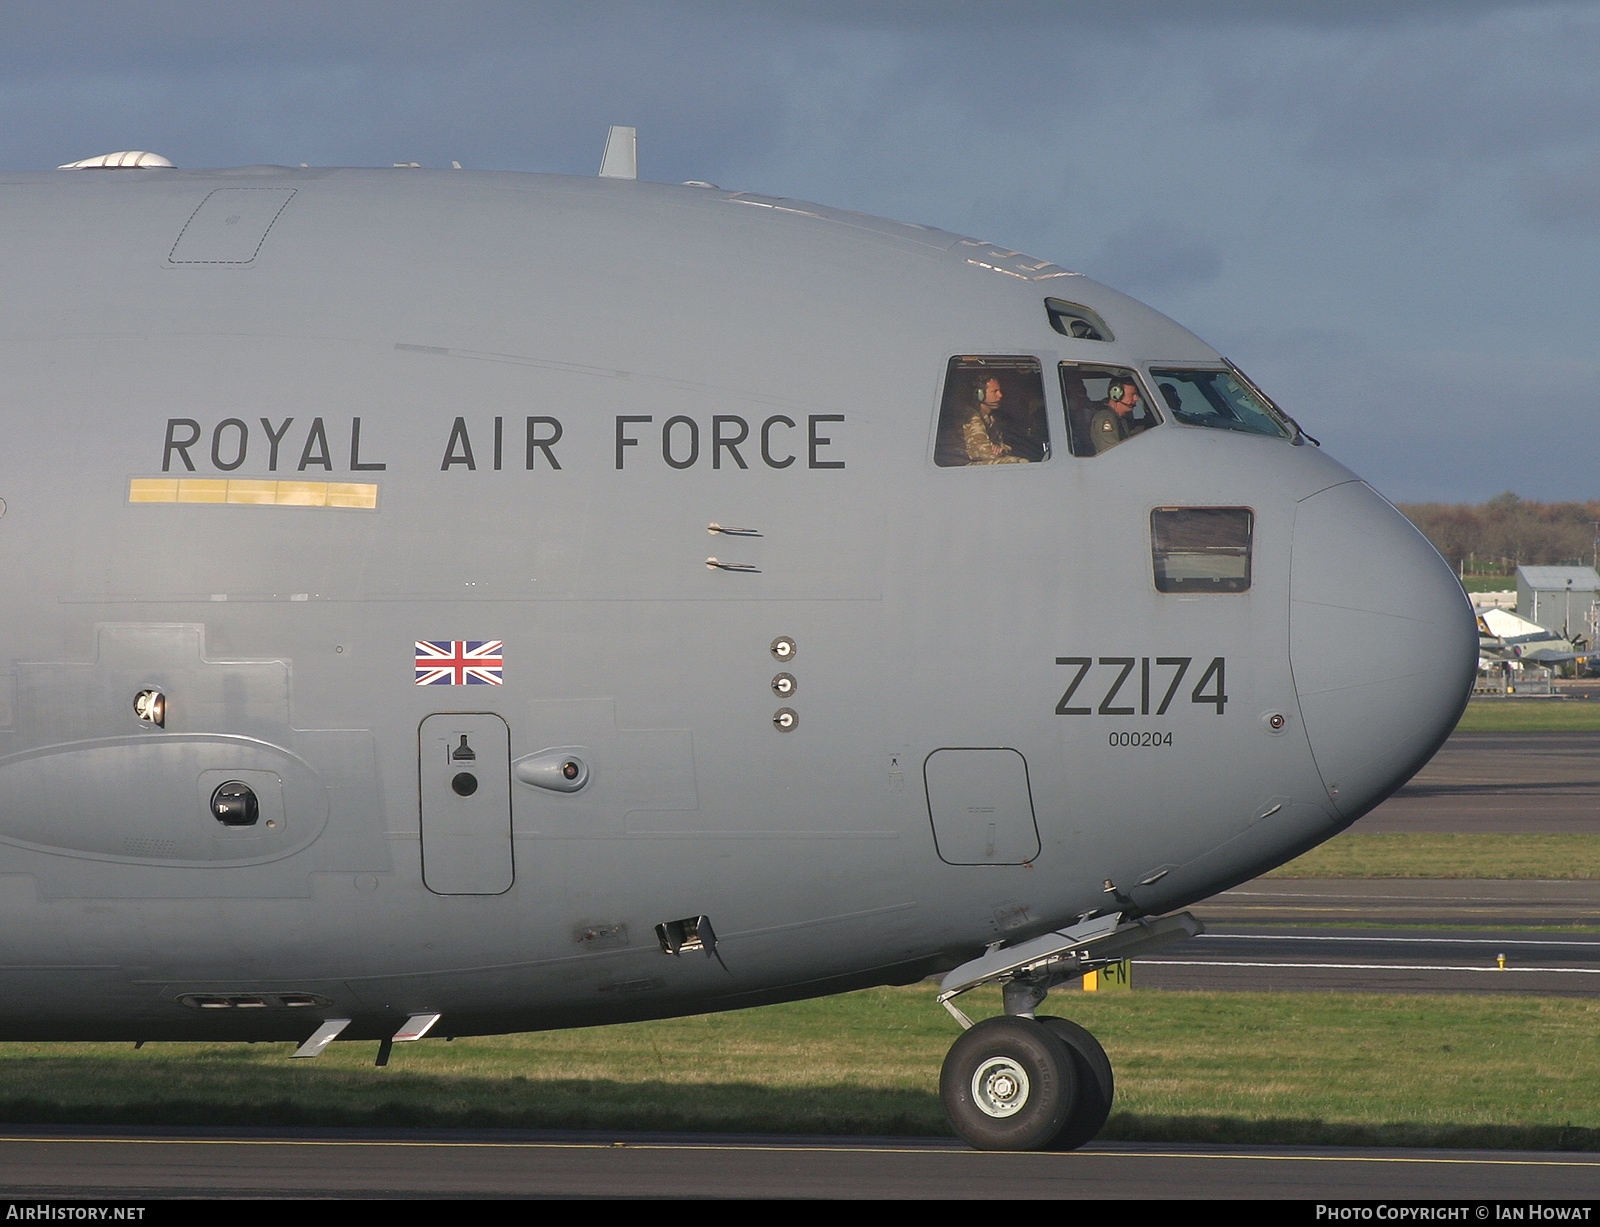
1289,480,1479,821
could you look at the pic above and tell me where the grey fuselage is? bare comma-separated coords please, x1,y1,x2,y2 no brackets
0,166,1477,1041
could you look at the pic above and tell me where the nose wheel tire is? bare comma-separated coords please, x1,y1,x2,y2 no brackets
940,1016,1079,1151
1036,1015,1115,1150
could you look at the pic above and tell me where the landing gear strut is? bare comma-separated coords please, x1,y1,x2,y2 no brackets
934,911,1199,1151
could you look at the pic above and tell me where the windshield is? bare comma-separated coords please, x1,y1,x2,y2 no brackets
1147,367,1293,440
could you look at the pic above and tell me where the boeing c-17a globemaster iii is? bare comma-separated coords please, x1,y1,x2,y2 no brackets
0,135,1477,1151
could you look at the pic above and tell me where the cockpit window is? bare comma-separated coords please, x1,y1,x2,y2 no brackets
1147,367,1292,440
1151,507,1254,593
934,356,1049,467
1059,363,1160,457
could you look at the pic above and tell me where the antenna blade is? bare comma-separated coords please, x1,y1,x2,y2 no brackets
599,126,637,180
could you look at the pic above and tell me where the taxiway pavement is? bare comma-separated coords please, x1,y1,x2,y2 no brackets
0,1127,1592,1200
1354,730,1600,833
1133,926,1600,995
1190,878,1600,928
1155,725,1600,993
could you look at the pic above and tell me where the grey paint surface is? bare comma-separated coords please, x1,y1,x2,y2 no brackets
0,165,1477,1043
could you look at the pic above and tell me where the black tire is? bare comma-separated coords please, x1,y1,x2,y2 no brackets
1036,1015,1115,1150
940,1016,1079,1151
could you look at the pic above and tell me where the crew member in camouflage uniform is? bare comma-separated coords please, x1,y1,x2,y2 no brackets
962,376,1029,464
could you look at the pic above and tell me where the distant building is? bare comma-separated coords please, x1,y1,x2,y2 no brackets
1470,590,1517,610
1515,565,1600,641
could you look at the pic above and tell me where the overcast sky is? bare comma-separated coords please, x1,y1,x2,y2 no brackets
4,0,1595,503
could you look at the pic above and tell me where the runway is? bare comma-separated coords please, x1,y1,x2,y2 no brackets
0,1127,1592,1200
1190,878,1600,928
1133,927,1600,995
1167,861,1600,993
1162,725,1600,992
1355,730,1600,833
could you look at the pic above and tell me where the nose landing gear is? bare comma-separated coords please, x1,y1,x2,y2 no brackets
934,911,1198,1151
941,1016,1079,1150
939,1013,1114,1151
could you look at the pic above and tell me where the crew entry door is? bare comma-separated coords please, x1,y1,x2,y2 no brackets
419,713,513,895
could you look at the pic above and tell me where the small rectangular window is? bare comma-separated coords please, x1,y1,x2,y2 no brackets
934,356,1049,466
1151,508,1253,593
1044,299,1113,342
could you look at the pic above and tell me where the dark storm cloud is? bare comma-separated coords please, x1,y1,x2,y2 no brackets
1207,3,1600,168
3,2,1577,179
0,0,1535,69
1216,325,1600,503
689,1,1532,34
0,3,788,177
1081,218,1223,297
1521,156,1600,232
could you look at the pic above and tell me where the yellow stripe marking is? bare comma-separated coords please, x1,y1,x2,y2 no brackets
129,478,378,509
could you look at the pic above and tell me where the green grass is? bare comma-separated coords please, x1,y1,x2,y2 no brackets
1459,576,1515,593
0,987,1594,1150
1268,832,1600,879
1454,700,1600,732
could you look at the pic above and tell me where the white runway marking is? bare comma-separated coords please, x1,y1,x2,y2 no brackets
1141,959,1600,974
1219,888,1585,902
1195,933,1600,947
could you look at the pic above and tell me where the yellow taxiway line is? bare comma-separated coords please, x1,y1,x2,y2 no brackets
0,1135,1591,1167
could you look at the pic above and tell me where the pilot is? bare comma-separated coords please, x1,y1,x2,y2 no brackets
961,376,1029,465
1088,376,1144,454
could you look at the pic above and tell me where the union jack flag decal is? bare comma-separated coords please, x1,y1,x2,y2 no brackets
414,640,504,685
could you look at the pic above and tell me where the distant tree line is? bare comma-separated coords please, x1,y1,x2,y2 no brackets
1396,493,1600,576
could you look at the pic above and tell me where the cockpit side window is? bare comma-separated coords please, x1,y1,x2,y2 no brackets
1147,366,1292,440
1059,363,1160,457
934,356,1049,467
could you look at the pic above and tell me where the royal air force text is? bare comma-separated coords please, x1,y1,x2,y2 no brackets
160,415,847,474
